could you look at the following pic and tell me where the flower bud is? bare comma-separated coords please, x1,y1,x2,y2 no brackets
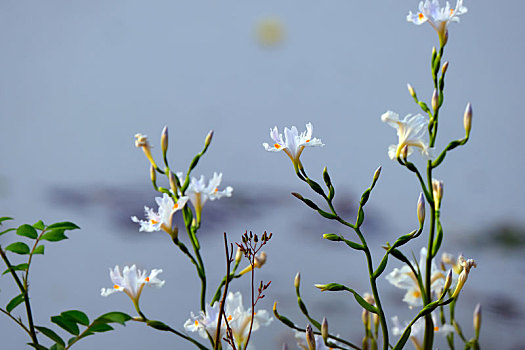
321,317,328,343
294,272,301,289
464,103,472,136
373,166,382,183
235,247,243,263
431,89,439,111
442,61,449,74
407,83,416,98
254,251,267,268
161,126,168,154
205,130,214,148
150,165,157,184
417,192,425,225
473,304,482,338
443,269,453,291
169,171,178,195
432,179,444,210
306,324,316,350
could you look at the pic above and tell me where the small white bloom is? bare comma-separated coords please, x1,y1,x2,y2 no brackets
392,314,454,350
177,172,233,215
101,265,164,303
381,111,433,160
386,248,446,308
407,0,468,42
131,193,188,233
263,122,324,166
184,291,272,349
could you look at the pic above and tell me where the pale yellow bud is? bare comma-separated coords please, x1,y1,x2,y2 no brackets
169,171,178,195
254,251,267,268
161,126,168,154
294,272,301,289
150,165,156,183
407,83,416,98
321,317,328,343
442,61,449,74
464,103,472,136
235,247,243,263
373,166,382,183
306,324,316,350
432,179,444,210
473,304,482,338
417,193,425,225
431,89,439,111
205,130,214,148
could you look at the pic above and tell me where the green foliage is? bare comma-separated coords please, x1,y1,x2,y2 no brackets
6,293,25,312
5,242,31,255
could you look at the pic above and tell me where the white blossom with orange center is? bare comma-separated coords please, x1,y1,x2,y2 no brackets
131,193,188,233
184,291,272,349
263,122,324,166
177,172,233,215
407,0,468,42
100,265,165,304
391,313,454,350
386,247,446,308
381,111,433,160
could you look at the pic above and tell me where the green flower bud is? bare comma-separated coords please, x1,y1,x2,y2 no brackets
464,103,472,136
431,89,439,111
161,126,168,154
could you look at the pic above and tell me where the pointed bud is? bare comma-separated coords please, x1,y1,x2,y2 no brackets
373,166,382,183
150,165,157,183
473,304,482,338
161,126,169,154
321,317,328,343
442,61,449,74
205,130,214,148
294,272,301,289
464,103,472,136
169,171,178,195
432,89,439,111
407,83,416,98
235,247,243,263
306,324,316,350
417,193,425,225
432,179,444,210
443,269,453,291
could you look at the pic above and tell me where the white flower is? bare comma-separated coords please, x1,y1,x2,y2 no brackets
101,265,164,304
131,193,188,234
381,111,433,160
407,0,468,43
391,314,454,350
262,122,324,166
386,248,446,308
184,291,272,349
177,172,233,215
295,330,334,350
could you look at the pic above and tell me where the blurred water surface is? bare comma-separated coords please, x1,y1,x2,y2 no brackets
1,1,524,349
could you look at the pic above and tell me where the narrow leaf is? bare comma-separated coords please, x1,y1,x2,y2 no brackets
33,220,45,230
5,242,30,255
3,263,29,275
0,228,16,236
6,293,25,312
343,238,364,251
35,326,65,346
353,293,378,314
16,224,38,239
88,323,114,333
33,245,45,255
27,343,49,350
393,327,412,350
41,229,68,242
61,310,89,326
51,315,80,335
49,344,65,350
0,217,13,225
96,311,132,325
47,222,80,231
373,255,389,278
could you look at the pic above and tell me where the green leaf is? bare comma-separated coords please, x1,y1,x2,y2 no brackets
41,229,68,242
33,245,45,255
5,242,30,255
51,315,80,335
353,292,378,314
373,255,389,279
0,217,13,225
360,189,371,206
96,311,132,325
33,220,45,230
49,343,65,350
47,222,80,231
393,326,412,350
356,207,365,226
35,326,65,346
3,263,29,275
17,224,38,239
88,322,114,333
6,293,25,312
432,223,444,258
317,209,337,220
27,343,49,350
0,227,16,236
343,238,364,251
146,320,172,331
61,310,89,326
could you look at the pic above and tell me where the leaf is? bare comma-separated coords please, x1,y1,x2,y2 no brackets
35,326,65,346
51,315,80,335
6,293,25,312
47,222,80,231
61,310,89,326
41,229,68,242
96,311,132,325
5,242,30,255
3,263,28,275
17,224,37,239
33,220,45,230
0,227,16,236
49,343,65,350
88,323,114,333
393,326,412,350
373,255,389,278
33,245,45,255
0,217,13,225
27,343,49,350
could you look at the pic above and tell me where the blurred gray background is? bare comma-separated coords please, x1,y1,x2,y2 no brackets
1,1,524,349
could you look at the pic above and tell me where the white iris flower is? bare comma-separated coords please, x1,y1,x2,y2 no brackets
131,193,188,234
177,172,233,216
100,265,165,304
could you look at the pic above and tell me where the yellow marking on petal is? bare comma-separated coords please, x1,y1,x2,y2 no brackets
306,139,310,142
113,285,120,289
418,13,424,20
194,320,199,326
214,188,218,193
412,290,421,298
173,203,179,210
151,219,159,224
145,277,150,282
274,143,281,149
450,9,454,15
227,315,233,321
434,326,440,331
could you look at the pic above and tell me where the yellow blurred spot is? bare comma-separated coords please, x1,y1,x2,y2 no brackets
256,17,285,47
